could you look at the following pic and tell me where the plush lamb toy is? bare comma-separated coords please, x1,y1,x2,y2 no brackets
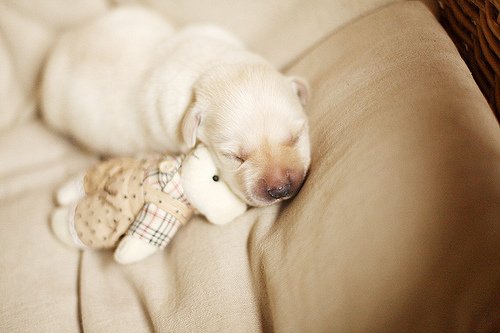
51,145,247,264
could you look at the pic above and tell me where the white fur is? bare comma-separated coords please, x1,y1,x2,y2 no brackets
42,6,246,155
42,6,311,206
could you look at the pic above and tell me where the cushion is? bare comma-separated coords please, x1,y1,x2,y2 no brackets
254,1,500,331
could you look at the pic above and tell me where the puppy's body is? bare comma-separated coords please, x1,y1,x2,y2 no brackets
43,7,251,154
42,6,311,206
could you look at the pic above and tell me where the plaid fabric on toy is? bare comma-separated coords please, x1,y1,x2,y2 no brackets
125,156,192,249
144,155,190,206
127,202,183,249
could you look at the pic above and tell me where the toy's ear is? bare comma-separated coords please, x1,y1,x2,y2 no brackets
182,94,206,149
289,76,310,107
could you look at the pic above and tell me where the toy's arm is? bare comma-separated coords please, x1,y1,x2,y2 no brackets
114,235,159,264
114,202,184,264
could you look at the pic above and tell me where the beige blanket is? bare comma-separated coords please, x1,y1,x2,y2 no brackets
0,1,498,331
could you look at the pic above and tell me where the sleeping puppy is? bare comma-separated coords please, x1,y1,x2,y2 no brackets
41,6,311,207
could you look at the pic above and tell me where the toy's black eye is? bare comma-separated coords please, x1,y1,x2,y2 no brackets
212,175,219,182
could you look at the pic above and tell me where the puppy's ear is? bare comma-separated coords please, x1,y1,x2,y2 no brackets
182,96,205,149
289,76,310,107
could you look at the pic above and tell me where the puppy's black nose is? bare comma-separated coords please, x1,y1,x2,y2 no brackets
267,183,291,199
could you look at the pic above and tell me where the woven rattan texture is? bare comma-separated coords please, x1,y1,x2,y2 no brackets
439,0,499,120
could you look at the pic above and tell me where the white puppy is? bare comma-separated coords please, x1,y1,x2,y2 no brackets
42,6,311,207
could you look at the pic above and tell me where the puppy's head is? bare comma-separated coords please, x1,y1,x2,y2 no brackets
182,63,311,207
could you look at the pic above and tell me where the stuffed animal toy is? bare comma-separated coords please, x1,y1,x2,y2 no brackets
51,145,247,264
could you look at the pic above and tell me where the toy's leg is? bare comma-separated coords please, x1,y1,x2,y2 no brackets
50,204,85,249
56,172,86,206
114,235,159,264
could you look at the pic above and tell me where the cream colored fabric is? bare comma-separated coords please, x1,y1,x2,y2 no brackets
0,122,93,331
76,158,151,248
128,0,402,69
0,0,108,132
0,1,499,332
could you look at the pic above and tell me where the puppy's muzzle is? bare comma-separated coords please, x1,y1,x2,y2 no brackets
260,168,305,202
267,183,292,199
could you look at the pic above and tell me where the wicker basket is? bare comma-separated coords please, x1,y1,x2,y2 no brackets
438,0,499,120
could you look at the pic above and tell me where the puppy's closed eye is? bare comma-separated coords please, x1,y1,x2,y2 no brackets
286,133,300,146
222,152,246,165
286,122,307,146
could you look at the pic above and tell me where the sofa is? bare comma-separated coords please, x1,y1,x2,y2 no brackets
0,0,498,331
